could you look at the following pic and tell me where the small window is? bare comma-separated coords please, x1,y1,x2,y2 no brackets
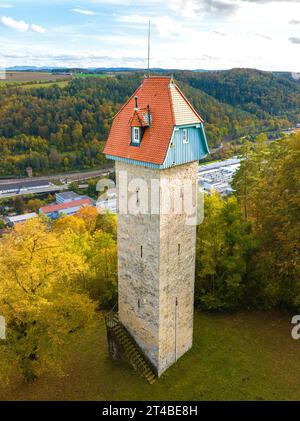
182,129,188,144
141,245,143,258
178,244,181,255
132,127,140,144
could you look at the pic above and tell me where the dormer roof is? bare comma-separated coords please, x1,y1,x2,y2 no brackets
103,76,203,165
130,108,150,127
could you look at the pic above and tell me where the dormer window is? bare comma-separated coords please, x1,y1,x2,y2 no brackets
132,127,141,145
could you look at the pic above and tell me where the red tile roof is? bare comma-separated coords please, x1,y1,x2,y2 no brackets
130,108,150,127
40,198,92,214
104,76,203,165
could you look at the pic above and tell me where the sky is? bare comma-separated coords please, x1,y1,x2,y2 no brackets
0,0,299,71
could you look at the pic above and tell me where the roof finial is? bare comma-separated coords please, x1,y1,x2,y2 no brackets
147,20,151,78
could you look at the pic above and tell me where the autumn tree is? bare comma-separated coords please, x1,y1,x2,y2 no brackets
27,198,45,213
0,218,96,384
84,230,118,308
53,210,118,307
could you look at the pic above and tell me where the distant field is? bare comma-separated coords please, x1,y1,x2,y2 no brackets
0,71,72,83
1,311,300,401
0,71,112,89
74,73,113,79
19,80,70,89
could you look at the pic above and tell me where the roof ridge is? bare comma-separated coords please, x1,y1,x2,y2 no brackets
157,82,175,164
144,75,172,79
113,80,143,120
113,77,171,121
167,79,176,128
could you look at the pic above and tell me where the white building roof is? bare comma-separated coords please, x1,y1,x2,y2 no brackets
7,213,38,223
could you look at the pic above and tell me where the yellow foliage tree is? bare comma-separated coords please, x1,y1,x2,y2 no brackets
0,218,96,383
77,206,98,233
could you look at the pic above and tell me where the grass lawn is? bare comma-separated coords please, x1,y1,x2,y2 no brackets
1,311,300,401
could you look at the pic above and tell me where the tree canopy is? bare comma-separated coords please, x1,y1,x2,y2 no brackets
0,210,117,384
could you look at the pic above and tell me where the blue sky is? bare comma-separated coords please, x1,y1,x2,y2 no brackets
0,0,299,71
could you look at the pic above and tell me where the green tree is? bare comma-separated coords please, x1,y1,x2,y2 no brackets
14,196,26,214
232,136,269,220
87,179,97,199
195,193,256,311
233,132,300,310
68,181,80,194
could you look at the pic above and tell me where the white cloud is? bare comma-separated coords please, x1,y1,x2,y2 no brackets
0,4,12,8
0,0,299,72
118,14,149,24
167,0,238,18
155,16,183,37
0,16,29,31
118,15,183,37
0,16,46,33
71,8,97,16
289,37,300,44
31,23,47,33
168,0,300,18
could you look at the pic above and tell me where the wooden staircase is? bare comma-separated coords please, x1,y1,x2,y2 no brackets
105,313,157,384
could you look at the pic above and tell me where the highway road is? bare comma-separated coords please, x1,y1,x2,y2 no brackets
0,167,114,186
0,185,71,199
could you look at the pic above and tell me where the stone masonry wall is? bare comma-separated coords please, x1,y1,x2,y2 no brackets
116,160,198,375
158,162,198,375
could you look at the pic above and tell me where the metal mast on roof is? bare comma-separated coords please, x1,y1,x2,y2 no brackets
147,20,151,78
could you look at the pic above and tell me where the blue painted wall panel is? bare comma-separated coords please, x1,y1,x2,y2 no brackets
106,124,209,169
163,125,209,168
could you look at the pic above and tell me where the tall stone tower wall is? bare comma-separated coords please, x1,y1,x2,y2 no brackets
116,160,198,376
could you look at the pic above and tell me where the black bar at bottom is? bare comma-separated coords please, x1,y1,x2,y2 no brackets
0,401,299,419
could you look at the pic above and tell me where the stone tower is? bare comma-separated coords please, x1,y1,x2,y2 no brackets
104,76,209,376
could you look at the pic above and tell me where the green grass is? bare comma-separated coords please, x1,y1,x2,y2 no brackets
0,81,26,88
74,73,113,79
1,311,300,401
20,81,69,89
0,80,70,89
